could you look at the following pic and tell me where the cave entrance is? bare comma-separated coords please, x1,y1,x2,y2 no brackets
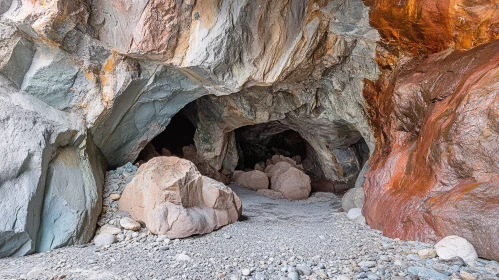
236,126,308,170
233,121,369,195
136,102,198,162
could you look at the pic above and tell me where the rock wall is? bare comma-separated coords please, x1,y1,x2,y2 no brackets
362,0,499,260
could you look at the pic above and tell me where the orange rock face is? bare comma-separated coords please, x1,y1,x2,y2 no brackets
364,0,499,54
363,40,499,260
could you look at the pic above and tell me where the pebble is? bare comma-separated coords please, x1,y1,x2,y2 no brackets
418,248,437,259
241,268,251,276
109,193,121,200
93,233,115,246
358,261,376,268
175,254,192,262
119,217,141,231
287,271,299,280
407,266,448,280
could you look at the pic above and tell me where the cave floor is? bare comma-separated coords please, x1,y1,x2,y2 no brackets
1,185,497,280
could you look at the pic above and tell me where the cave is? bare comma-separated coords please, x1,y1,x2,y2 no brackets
135,101,369,196
234,121,369,194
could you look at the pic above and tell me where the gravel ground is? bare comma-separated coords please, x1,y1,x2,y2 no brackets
1,185,499,280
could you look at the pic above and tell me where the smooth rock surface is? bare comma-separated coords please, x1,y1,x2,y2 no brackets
435,236,478,264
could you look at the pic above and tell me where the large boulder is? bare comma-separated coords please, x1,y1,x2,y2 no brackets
235,170,269,190
271,167,311,200
118,157,241,238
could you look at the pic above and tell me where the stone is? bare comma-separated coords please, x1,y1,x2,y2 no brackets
118,157,241,238
358,261,376,268
256,189,285,200
460,271,477,280
347,208,363,220
435,236,478,264
235,170,269,190
232,171,244,182
418,248,437,259
242,269,251,276
287,271,299,280
407,266,448,280
94,233,115,246
109,194,121,201
120,217,141,231
354,216,367,225
342,188,364,212
99,225,122,235
175,254,192,262
271,167,311,200
254,162,265,172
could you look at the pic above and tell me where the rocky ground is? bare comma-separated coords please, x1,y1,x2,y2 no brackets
1,184,499,280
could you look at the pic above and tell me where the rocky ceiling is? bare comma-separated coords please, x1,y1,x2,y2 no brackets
0,0,498,261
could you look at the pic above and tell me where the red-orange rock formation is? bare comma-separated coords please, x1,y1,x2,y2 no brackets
364,0,499,55
363,39,499,259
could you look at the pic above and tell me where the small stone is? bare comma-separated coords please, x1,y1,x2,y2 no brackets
336,275,351,280
347,208,362,220
418,248,437,259
216,272,227,278
407,266,447,280
242,268,251,276
99,224,121,235
109,193,121,200
120,217,141,231
354,215,367,225
459,270,477,280
288,271,299,280
156,235,167,242
175,254,192,262
94,233,115,246
296,263,312,276
358,261,376,268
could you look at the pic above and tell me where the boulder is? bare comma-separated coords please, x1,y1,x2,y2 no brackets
435,236,478,264
271,167,311,200
232,170,244,182
341,187,364,212
118,157,241,238
235,170,269,190
256,189,285,200
267,161,294,179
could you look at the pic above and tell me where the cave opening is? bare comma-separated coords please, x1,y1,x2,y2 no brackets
234,121,369,195
135,102,369,197
136,102,198,162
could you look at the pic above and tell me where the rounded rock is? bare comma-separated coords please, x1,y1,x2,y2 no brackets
94,233,115,246
120,217,141,231
435,236,478,264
